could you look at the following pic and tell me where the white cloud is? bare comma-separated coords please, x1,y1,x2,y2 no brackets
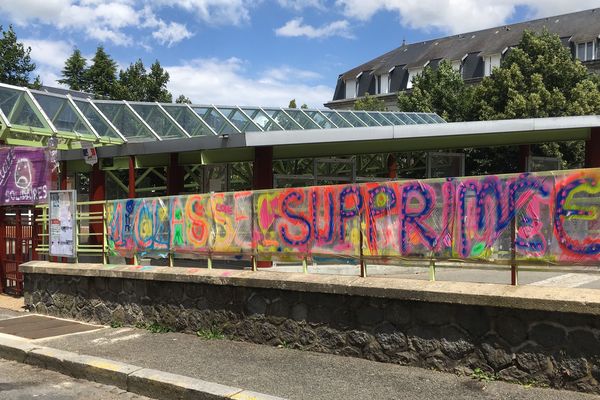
334,0,600,34
276,0,325,11
0,1,196,47
21,39,74,86
166,58,332,107
152,22,194,47
150,0,254,26
275,18,353,39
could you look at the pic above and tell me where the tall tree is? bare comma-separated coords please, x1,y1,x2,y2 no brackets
175,94,191,104
397,60,474,122
86,46,117,98
58,48,88,91
113,59,147,101
354,93,387,111
146,60,172,102
472,29,600,171
0,25,37,86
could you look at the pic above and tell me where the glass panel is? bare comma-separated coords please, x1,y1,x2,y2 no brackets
352,111,380,126
162,105,214,136
587,42,593,61
218,107,260,132
422,114,440,123
382,113,405,125
241,108,282,131
95,102,155,141
409,113,429,124
320,111,352,128
395,113,417,125
72,99,122,140
131,104,186,139
429,114,447,123
263,108,302,130
368,112,393,126
191,106,238,135
33,93,95,138
0,87,46,128
284,109,320,129
336,111,366,127
304,111,337,129
578,43,586,61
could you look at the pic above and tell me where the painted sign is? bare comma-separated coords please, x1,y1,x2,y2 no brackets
49,190,77,258
106,168,600,265
0,147,50,205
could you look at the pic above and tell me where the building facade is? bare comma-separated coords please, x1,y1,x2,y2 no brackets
325,8,600,110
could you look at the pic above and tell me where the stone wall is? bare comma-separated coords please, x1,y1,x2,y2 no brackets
24,269,600,394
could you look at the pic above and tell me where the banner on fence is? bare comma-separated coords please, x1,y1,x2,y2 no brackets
105,168,600,265
0,147,50,205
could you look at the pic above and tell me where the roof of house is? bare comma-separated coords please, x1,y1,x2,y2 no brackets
339,8,600,81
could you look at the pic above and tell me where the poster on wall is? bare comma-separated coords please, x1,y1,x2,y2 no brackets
49,190,77,258
0,147,50,205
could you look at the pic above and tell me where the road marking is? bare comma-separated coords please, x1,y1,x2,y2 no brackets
529,273,600,288
91,333,142,345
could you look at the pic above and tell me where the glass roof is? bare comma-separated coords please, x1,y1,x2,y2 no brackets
0,82,446,147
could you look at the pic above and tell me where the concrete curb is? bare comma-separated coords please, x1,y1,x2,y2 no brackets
0,335,285,400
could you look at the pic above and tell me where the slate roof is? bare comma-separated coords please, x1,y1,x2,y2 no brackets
338,8,600,82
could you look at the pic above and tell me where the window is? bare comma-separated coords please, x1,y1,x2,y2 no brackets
576,41,596,62
484,54,501,76
406,68,422,89
345,79,356,98
376,74,389,94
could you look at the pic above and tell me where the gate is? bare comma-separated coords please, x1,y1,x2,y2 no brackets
0,207,35,296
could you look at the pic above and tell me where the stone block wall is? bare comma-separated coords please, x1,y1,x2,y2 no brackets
25,272,600,394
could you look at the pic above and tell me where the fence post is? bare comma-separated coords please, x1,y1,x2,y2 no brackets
302,257,308,274
359,229,367,278
102,202,107,265
510,215,518,286
429,255,436,282
251,255,257,272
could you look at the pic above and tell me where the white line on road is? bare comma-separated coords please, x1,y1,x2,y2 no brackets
529,273,600,288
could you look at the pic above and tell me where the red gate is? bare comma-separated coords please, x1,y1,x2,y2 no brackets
0,207,35,296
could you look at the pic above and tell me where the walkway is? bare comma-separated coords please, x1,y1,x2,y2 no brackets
0,309,596,400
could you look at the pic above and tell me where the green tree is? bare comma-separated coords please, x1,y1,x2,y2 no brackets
471,29,600,171
397,60,474,121
0,25,37,86
113,59,147,101
301,103,308,109
86,46,117,98
175,94,192,104
146,60,172,102
58,48,88,91
288,99,297,108
354,93,387,111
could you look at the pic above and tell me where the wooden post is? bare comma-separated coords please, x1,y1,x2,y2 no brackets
253,146,273,268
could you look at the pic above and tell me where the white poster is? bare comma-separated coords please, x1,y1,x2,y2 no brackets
49,190,77,258
81,141,98,166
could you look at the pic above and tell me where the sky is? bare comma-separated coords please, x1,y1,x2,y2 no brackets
0,0,599,108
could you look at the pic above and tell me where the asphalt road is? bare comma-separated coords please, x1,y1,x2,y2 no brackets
37,327,600,400
0,359,152,400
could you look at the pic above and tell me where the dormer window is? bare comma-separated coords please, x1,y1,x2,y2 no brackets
576,41,596,62
376,74,389,94
483,54,501,76
345,79,356,98
406,68,423,89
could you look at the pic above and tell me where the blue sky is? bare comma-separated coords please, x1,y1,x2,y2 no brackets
0,0,599,107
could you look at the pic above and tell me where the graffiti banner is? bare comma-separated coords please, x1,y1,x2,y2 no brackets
106,168,600,265
0,147,50,205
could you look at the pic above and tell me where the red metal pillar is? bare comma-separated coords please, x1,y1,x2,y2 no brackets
253,146,273,268
89,163,105,247
167,153,184,195
128,155,136,199
60,161,68,190
585,127,600,168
